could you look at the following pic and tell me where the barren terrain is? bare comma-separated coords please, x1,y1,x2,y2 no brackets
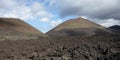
0,35,119,60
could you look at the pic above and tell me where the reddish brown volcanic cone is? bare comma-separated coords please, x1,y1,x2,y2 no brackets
47,18,112,36
0,18,44,36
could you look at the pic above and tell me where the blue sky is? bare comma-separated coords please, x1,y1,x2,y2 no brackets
0,0,120,33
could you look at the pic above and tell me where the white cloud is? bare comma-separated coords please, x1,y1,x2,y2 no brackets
50,19,63,27
0,0,53,20
51,0,120,20
40,18,63,28
31,2,45,12
48,0,120,27
35,11,53,18
98,19,120,27
0,0,17,9
40,18,50,22
90,18,120,27
2,6,34,20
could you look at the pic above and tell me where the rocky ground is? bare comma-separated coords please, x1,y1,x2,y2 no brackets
0,35,120,60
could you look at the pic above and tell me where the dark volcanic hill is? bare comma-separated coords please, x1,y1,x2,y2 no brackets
109,25,120,33
47,18,112,36
0,18,44,36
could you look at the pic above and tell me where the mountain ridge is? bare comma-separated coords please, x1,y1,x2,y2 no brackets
47,17,112,36
0,18,44,36
109,25,120,33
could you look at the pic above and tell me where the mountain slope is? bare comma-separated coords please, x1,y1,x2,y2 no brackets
109,25,120,33
47,18,112,36
0,18,44,36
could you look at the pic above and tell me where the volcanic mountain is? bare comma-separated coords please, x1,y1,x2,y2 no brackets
47,18,112,36
0,18,44,36
109,25,120,33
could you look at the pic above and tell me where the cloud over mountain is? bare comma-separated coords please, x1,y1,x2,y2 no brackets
47,0,120,27
0,0,53,20
52,0,120,20
0,0,120,32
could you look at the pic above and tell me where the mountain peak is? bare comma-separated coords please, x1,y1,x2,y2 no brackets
109,25,120,33
109,25,120,30
0,18,44,36
53,17,105,31
47,17,111,36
